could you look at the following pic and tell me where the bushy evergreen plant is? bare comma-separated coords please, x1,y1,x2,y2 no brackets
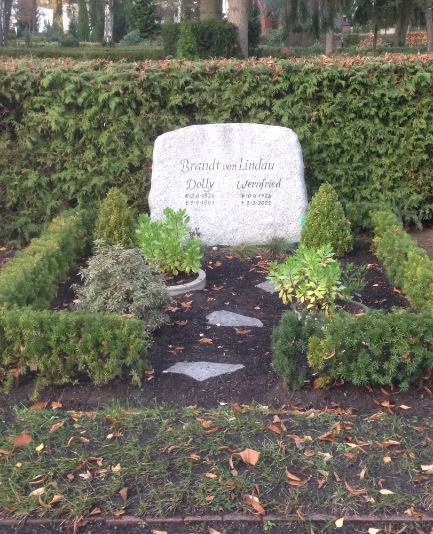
301,183,353,257
272,310,325,389
95,188,136,248
74,243,170,331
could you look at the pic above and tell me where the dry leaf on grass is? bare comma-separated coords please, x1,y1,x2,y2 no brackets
244,494,265,514
49,420,65,433
30,402,48,410
13,433,32,447
238,448,260,465
119,487,128,501
344,481,367,495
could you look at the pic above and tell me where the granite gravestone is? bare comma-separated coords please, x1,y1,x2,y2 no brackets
149,123,307,246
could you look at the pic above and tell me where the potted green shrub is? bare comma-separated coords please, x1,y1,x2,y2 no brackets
136,208,205,296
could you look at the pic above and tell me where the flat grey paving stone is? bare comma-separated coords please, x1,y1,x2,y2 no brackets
206,310,263,327
163,361,245,381
256,280,278,294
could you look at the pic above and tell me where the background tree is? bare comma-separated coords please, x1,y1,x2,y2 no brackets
394,0,414,45
427,3,433,51
354,0,394,53
88,0,104,40
103,0,113,42
78,0,90,39
14,0,39,32
228,0,249,56
0,0,13,45
128,0,157,37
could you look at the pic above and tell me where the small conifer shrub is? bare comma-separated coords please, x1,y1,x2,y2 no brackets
272,310,325,389
74,243,170,331
95,188,136,248
301,184,353,257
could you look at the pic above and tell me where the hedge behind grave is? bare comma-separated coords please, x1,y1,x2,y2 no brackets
1,56,433,243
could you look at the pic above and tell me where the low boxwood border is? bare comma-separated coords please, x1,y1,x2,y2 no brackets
272,211,433,390
0,210,150,397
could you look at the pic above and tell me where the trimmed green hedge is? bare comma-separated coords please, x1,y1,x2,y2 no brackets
308,309,433,390
0,308,149,397
371,210,433,311
0,210,93,309
2,57,433,243
0,45,164,61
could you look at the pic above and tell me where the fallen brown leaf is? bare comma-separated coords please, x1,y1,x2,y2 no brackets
119,487,128,502
344,481,368,495
285,469,301,482
268,424,282,435
244,494,265,514
199,337,213,345
204,472,217,479
13,433,32,447
234,328,252,335
49,420,65,433
238,448,260,466
30,402,48,411
51,401,62,409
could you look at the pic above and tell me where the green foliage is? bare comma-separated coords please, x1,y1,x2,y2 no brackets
0,46,164,61
301,183,353,257
308,309,433,390
248,4,261,54
78,0,90,41
263,237,296,260
371,209,433,311
2,58,433,244
136,208,203,275
161,22,179,56
60,33,80,47
230,242,260,259
95,187,136,248
191,19,240,59
0,308,149,397
272,310,325,389
267,244,362,312
74,243,170,331
128,0,158,39
119,30,145,46
0,210,92,309
177,21,198,59
163,20,239,59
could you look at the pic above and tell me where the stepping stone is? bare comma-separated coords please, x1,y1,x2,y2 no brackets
163,361,245,381
206,310,263,328
256,281,278,294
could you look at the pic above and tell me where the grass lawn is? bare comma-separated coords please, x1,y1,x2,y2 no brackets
1,403,432,524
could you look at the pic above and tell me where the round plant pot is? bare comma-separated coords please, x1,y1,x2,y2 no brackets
166,269,206,297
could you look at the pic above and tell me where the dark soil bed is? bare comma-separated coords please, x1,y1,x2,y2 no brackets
2,238,431,418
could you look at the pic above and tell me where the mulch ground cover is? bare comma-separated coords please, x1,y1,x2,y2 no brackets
2,237,432,418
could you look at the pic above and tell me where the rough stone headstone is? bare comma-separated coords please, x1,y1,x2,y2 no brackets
206,310,263,328
163,361,245,381
149,123,307,245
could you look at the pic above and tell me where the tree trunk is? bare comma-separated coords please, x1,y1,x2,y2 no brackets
54,0,63,31
372,21,378,54
228,0,249,57
426,5,433,52
324,0,334,54
0,0,13,46
104,0,113,42
395,0,413,46
325,30,333,53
